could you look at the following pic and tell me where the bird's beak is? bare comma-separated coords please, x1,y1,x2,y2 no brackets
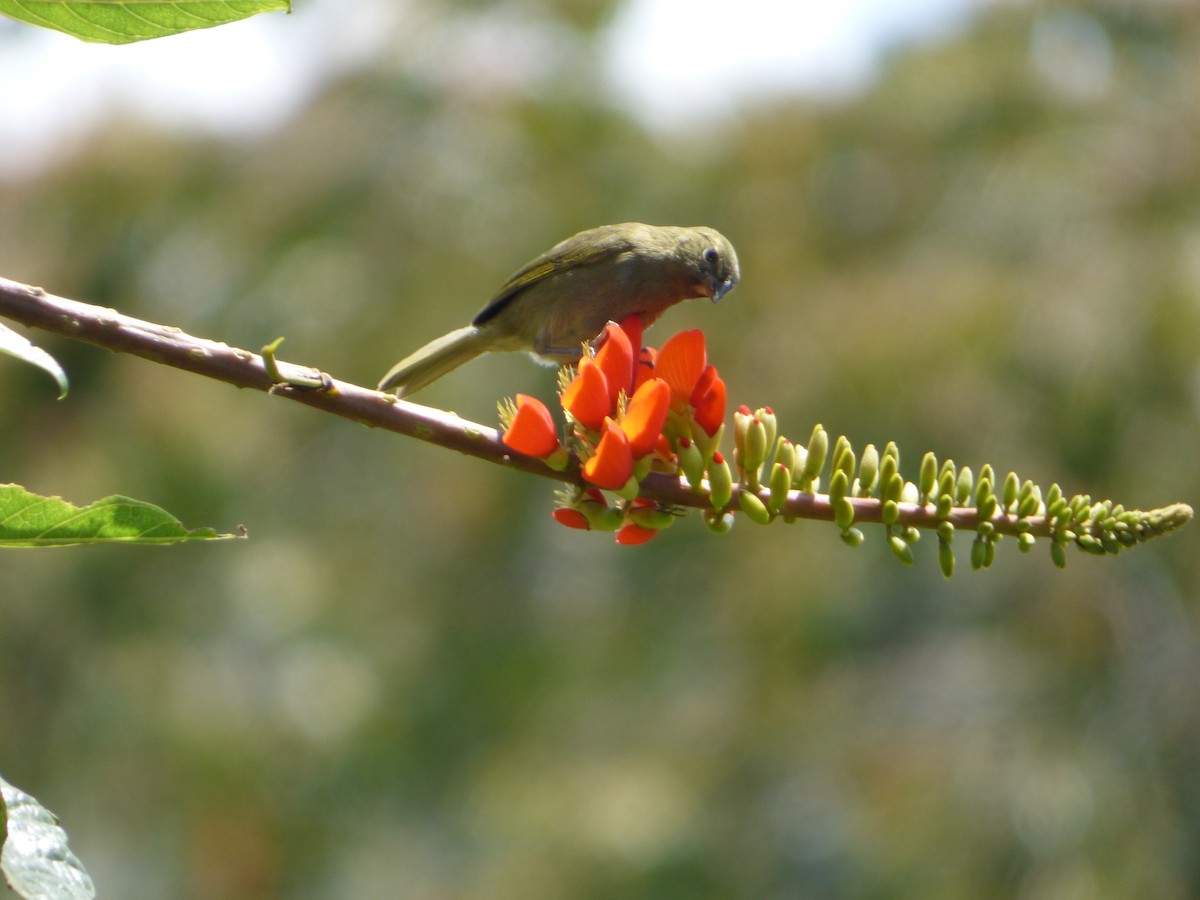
711,277,736,303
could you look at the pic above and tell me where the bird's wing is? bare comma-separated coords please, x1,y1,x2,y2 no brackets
472,228,637,327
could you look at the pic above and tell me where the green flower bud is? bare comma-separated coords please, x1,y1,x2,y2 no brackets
939,458,956,484
955,466,974,506
772,437,795,475
978,493,998,521
831,434,851,476
936,493,953,519
677,438,705,490
977,520,995,539
984,538,996,568
1017,489,1041,519
708,454,734,510
1047,497,1068,522
769,462,793,513
741,416,769,489
888,533,914,566
732,407,751,464
739,490,772,525
616,474,641,501
903,526,920,544
979,464,995,489
829,468,849,504
883,440,900,467
885,472,904,504
575,495,610,528
974,476,992,508
802,423,828,485
756,408,778,460
937,521,955,542
1045,483,1062,508
938,470,956,504
879,453,898,493
837,443,856,480
970,535,987,571
900,481,920,505
938,540,955,579
628,504,675,530
1050,539,1067,569
841,527,865,547
859,443,879,496
919,452,937,502
998,468,1017,511
703,509,735,535
590,506,625,532
790,443,808,485
690,421,724,466
882,499,900,525
835,496,855,531
1018,532,1035,553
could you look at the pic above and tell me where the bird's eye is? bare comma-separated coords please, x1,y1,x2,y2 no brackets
704,247,720,265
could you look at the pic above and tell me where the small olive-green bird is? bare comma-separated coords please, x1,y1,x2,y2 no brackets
377,222,740,397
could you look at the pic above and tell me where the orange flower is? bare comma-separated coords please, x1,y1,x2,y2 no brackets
561,361,610,431
552,507,591,530
690,365,726,437
592,322,634,406
615,522,658,545
501,394,559,457
655,329,707,410
620,377,670,458
581,418,633,490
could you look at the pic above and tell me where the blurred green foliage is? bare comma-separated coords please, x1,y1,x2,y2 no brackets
1,2,1198,898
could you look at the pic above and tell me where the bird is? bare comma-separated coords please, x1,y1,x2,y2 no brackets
377,222,739,397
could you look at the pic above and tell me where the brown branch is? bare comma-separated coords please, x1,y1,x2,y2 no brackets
0,275,560,476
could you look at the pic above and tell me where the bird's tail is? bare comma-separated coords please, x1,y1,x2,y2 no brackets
377,326,489,397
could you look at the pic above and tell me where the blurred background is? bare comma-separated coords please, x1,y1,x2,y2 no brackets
1,0,1199,897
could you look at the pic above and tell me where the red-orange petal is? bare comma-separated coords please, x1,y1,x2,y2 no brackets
633,346,658,391
617,315,644,358
560,360,611,430
620,377,670,458
691,369,726,437
656,329,707,409
615,523,658,546
689,364,717,407
502,394,559,457
581,418,633,490
552,507,591,530
593,322,634,405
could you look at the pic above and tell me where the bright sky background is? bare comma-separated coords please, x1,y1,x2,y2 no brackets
0,0,989,176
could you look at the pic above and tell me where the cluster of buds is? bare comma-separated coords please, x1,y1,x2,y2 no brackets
731,421,1193,577
500,317,729,545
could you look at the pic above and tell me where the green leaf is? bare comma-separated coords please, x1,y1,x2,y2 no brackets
1,775,95,900
0,323,68,398
0,0,289,44
0,484,244,546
